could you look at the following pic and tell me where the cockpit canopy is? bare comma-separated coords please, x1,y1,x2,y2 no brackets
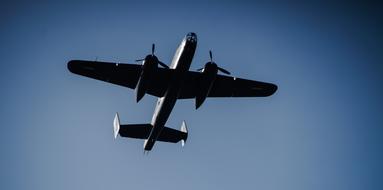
186,32,197,43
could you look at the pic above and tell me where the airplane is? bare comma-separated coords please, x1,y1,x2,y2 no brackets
67,32,277,152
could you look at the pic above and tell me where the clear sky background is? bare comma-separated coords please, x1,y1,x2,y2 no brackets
1,0,382,190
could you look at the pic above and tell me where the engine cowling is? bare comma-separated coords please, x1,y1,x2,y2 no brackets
195,62,218,109
135,55,158,102
135,44,169,102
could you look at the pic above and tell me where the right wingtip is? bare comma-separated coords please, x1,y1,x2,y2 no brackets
270,83,278,95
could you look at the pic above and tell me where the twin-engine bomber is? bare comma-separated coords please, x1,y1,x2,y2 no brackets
68,32,277,152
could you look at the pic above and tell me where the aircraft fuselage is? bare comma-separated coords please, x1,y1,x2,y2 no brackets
144,32,197,151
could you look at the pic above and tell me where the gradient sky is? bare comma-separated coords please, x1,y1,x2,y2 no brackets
1,1,382,190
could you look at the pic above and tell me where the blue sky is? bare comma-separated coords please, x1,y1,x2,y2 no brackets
1,1,382,190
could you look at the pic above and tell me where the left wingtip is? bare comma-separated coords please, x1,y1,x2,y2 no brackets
67,60,76,73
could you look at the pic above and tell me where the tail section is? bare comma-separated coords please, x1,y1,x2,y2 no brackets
113,112,152,139
113,113,189,150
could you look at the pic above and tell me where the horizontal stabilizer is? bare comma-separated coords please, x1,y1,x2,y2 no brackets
157,126,188,143
114,115,188,144
119,124,152,139
118,124,187,144
113,113,152,139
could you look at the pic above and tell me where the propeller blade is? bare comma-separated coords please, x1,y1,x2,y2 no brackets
158,61,169,68
218,67,231,75
209,50,213,62
152,44,155,55
135,58,145,62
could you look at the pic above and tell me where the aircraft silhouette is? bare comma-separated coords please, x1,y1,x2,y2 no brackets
68,32,277,152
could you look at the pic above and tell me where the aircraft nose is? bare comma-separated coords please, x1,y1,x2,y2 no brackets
187,32,196,37
186,32,197,42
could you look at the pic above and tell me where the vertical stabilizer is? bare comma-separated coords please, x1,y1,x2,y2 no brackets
113,113,120,139
180,121,188,147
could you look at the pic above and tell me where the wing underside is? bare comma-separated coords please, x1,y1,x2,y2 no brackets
178,71,278,99
68,60,277,99
67,60,171,97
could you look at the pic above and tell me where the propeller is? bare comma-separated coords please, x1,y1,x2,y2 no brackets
135,44,169,68
198,50,230,75
217,66,231,75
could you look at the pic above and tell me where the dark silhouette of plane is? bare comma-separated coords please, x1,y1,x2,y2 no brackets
68,32,277,152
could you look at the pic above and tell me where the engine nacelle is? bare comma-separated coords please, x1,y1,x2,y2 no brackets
195,62,218,109
135,55,159,102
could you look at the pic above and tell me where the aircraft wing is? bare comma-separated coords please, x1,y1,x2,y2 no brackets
68,60,277,99
178,71,278,98
68,60,171,97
